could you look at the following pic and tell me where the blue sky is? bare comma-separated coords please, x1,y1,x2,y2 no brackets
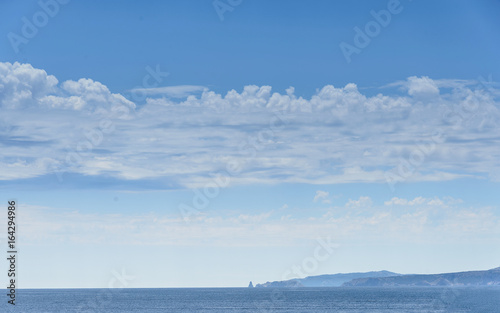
2,0,500,96
0,0,500,288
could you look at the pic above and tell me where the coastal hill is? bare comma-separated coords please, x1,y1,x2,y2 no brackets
343,267,500,287
255,267,500,288
255,271,400,287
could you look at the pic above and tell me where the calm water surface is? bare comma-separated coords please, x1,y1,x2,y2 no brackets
3,287,500,312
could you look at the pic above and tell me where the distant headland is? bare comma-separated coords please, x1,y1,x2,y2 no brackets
252,267,500,288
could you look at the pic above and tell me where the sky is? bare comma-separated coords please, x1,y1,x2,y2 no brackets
0,0,499,288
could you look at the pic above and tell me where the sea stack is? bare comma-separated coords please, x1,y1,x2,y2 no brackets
248,281,254,288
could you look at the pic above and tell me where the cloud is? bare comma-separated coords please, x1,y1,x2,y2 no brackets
313,190,330,203
406,76,440,97
0,62,58,108
384,196,458,207
384,197,426,206
346,196,373,208
384,76,441,97
0,63,135,112
1,62,499,188
130,85,206,98
20,196,500,247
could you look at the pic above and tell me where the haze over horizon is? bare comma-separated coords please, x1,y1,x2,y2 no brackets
1,0,499,288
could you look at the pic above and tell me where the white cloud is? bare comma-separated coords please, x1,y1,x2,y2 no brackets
346,196,373,208
384,197,408,206
384,196,458,207
20,197,500,247
131,85,206,98
313,190,330,203
1,62,499,187
0,62,58,108
406,76,440,97
0,63,135,112
59,78,136,112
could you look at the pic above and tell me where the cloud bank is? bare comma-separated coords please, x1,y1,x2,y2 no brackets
21,196,500,247
1,62,499,188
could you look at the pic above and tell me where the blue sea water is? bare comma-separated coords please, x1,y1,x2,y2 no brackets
2,287,500,312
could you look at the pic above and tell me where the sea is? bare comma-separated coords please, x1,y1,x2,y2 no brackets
2,287,500,312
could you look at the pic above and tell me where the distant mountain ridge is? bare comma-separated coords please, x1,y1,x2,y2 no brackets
255,271,400,288
343,267,500,287
255,267,500,288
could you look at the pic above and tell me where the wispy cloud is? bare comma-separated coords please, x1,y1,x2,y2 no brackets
313,190,330,204
20,197,500,247
129,85,206,98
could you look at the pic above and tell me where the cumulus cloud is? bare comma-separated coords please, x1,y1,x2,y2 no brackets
60,78,135,111
0,62,135,112
0,62,499,188
0,62,58,108
406,76,440,97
